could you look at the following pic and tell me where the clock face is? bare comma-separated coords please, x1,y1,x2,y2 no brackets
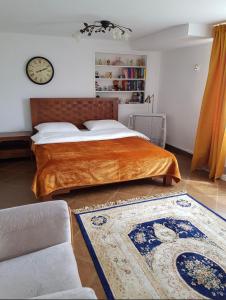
26,56,54,85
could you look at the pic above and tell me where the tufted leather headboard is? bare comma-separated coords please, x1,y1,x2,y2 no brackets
30,98,118,129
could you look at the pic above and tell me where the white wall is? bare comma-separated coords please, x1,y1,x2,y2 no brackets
0,32,161,131
158,43,212,153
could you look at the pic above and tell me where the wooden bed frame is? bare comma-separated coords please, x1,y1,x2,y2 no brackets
30,97,172,199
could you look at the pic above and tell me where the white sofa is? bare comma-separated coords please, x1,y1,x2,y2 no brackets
0,200,97,299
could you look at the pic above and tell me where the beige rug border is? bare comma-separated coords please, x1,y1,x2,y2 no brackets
72,190,187,214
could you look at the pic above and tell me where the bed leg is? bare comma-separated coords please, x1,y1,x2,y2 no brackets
163,176,172,186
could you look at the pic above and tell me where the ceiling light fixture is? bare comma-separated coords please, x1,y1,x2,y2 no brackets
79,20,132,40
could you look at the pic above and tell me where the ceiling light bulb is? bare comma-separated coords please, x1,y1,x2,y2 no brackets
112,28,118,39
124,32,130,40
112,29,117,39
112,27,123,40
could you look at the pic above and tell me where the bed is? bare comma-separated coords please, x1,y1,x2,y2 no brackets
30,98,181,199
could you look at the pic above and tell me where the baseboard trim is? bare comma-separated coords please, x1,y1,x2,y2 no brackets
165,144,193,158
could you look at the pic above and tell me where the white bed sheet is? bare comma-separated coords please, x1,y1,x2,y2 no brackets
31,128,149,145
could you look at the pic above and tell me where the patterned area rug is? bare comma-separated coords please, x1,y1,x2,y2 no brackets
73,193,226,299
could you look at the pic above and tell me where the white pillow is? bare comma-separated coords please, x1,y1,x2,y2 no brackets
83,119,127,131
35,122,80,133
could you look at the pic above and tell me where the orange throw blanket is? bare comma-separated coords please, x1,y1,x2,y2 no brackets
32,137,181,198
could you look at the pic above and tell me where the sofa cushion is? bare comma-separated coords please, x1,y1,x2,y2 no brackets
0,200,71,262
0,242,81,299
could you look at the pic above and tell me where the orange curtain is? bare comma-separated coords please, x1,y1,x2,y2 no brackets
191,24,226,179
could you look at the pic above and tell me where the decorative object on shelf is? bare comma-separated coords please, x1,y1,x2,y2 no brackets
130,92,143,103
123,68,128,78
98,58,102,65
79,20,132,40
104,72,112,78
136,58,145,66
113,80,119,91
107,59,111,65
130,92,139,103
95,71,99,78
95,81,102,91
26,56,54,85
112,57,125,66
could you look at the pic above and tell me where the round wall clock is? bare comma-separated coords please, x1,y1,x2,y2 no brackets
26,56,54,85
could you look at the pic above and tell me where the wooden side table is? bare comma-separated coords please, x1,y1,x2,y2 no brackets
0,131,32,159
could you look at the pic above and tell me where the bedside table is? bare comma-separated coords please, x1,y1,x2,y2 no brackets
0,131,32,159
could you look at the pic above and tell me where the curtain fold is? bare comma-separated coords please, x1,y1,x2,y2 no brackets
191,24,226,179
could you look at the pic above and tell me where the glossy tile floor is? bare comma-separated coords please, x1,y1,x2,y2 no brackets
0,153,225,299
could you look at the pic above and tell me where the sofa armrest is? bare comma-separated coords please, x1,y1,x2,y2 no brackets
31,287,97,299
0,200,71,261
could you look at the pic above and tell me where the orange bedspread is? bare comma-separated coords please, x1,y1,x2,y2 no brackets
32,137,181,198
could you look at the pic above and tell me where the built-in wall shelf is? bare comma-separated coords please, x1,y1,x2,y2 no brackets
96,90,145,93
96,78,145,81
96,65,146,68
95,52,147,104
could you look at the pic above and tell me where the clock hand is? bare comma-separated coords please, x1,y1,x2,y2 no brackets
36,67,48,73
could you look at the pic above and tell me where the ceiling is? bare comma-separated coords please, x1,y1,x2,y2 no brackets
0,0,225,40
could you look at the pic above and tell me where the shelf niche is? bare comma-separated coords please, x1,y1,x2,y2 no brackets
95,52,147,104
